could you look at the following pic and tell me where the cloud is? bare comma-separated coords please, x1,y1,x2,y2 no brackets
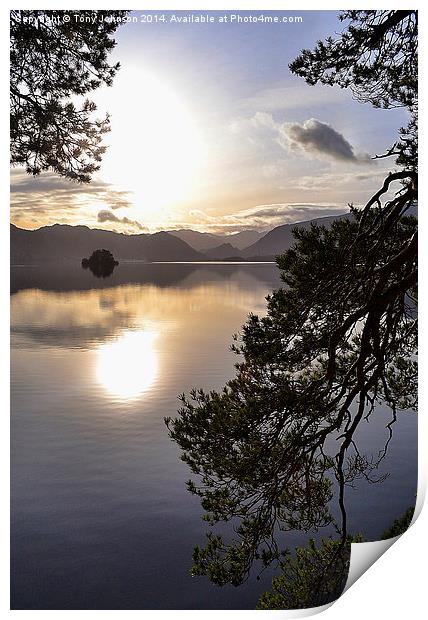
10,169,133,209
230,111,277,134
98,210,123,223
230,113,372,167
97,210,145,232
187,203,349,233
10,168,133,228
279,118,371,163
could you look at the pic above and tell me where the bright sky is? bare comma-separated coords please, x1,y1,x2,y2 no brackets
10,10,409,234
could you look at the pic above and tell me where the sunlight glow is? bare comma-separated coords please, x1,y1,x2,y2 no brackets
95,329,158,401
98,66,206,222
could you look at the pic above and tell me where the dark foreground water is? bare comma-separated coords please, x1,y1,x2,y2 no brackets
11,262,417,610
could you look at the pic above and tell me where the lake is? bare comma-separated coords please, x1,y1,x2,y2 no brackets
10,262,417,610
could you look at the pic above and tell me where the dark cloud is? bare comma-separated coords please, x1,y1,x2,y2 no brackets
97,210,145,232
281,118,370,163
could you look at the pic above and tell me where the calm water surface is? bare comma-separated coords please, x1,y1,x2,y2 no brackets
11,262,417,609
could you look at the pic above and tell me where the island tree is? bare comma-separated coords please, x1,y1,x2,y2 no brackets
81,248,119,278
166,10,417,607
10,10,128,182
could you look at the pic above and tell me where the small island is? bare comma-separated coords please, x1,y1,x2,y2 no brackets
81,249,119,278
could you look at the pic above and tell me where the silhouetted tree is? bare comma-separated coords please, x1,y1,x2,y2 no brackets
166,10,417,607
257,505,414,609
257,536,361,610
10,10,128,182
380,506,415,540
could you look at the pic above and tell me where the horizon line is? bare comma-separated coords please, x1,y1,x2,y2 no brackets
10,209,350,236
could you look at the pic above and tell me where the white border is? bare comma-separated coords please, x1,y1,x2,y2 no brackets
2,2,426,618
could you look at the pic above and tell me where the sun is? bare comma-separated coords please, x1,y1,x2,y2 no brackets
95,66,206,224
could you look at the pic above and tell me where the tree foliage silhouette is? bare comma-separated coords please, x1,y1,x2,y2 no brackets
256,536,361,610
10,10,128,182
258,505,414,609
166,10,417,607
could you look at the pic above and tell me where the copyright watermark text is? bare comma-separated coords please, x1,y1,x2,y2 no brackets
21,12,304,27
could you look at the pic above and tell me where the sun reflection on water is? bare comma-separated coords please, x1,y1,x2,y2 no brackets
95,330,158,401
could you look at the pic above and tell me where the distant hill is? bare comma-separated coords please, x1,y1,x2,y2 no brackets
10,223,204,264
168,228,264,251
204,242,242,260
169,215,353,260
242,213,351,258
223,230,265,250
168,229,225,251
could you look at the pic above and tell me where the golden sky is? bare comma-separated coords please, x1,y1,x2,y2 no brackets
10,11,408,235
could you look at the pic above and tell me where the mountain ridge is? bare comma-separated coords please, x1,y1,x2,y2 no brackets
204,242,240,260
10,223,205,263
242,212,351,258
11,211,359,264
167,228,264,251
